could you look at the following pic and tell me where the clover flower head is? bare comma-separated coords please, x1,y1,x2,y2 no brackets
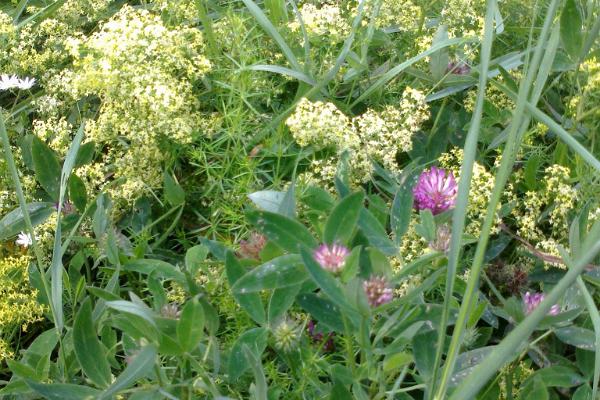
413,166,458,215
307,320,335,352
523,291,560,316
363,276,393,307
447,61,471,75
238,232,267,260
15,232,33,248
160,303,181,319
273,319,299,352
313,243,350,273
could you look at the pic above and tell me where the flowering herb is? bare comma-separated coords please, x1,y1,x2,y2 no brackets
307,320,335,352
523,291,560,316
313,243,350,273
363,276,393,307
15,232,33,248
237,232,267,260
413,166,458,215
0,74,36,91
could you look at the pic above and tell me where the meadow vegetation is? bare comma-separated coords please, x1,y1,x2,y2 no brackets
0,0,599,398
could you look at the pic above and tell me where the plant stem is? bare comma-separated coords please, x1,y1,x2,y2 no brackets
428,1,497,397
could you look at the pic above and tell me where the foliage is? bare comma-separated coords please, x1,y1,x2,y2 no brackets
0,0,598,398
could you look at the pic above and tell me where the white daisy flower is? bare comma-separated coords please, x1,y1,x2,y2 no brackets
0,74,20,90
15,232,33,248
17,77,36,90
0,75,36,90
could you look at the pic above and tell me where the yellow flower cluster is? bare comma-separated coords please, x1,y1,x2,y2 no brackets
568,58,600,130
438,147,503,236
515,165,577,269
286,98,356,148
42,5,211,205
357,88,429,172
365,0,422,31
289,3,351,43
0,255,46,360
441,0,485,39
288,88,429,187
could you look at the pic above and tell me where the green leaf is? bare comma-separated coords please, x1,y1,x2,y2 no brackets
415,209,436,242
573,384,592,400
225,251,266,325
26,382,101,400
123,259,186,285
324,192,364,245
243,345,269,400
268,284,302,324
247,210,317,253
555,326,596,350
99,346,157,400
383,352,413,373
278,182,296,218
296,293,344,332
526,365,585,388
430,25,450,80
301,186,335,213
73,298,112,388
31,136,61,200
7,360,38,380
391,179,415,247
249,190,286,212
228,328,268,381
74,141,95,168
177,297,205,353
560,0,583,60
106,300,157,328
0,202,54,241
232,254,307,293
448,346,495,387
68,174,87,211
519,376,549,400
412,330,437,380
185,245,208,275
358,208,397,255
163,172,185,206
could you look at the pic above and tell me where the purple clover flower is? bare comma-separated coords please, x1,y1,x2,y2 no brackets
363,276,393,307
413,166,458,215
447,61,471,75
314,243,349,273
238,232,267,260
307,320,335,352
523,291,560,316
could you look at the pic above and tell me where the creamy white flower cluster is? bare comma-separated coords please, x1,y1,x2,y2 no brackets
289,3,351,43
286,88,429,188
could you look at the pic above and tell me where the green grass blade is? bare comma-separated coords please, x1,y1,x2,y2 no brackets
450,234,600,399
428,2,497,398
0,109,55,323
350,37,475,108
490,80,600,173
49,122,84,331
576,276,600,399
16,0,66,29
241,0,303,73
243,65,316,85
434,0,561,397
247,0,366,149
